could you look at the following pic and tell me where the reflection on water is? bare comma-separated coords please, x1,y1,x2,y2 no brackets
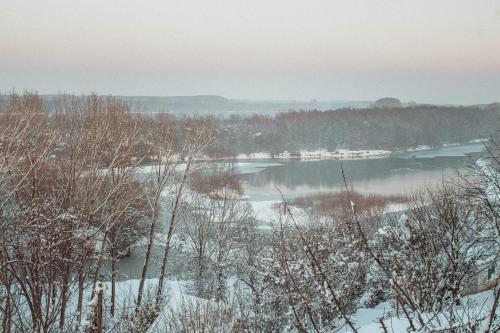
239,143,484,201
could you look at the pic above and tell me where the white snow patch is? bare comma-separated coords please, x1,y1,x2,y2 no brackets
222,149,391,161
250,200,281,222
298,149,391,160
350,290,497,332
407,145,431,152
384,202,410,213
236,152,273,159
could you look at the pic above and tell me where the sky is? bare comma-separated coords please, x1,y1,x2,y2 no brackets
1,0,500,104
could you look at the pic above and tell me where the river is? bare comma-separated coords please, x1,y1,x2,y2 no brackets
115,142,484,280
238,142,484,201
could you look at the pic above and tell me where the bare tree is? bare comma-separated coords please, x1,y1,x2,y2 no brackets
184,162,249,301
136,114,177,309
0,94,151,332
155,119,217,304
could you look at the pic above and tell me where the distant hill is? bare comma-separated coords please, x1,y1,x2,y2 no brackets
373,97,402,109
5,94,499,119
8,94,371,117
115,95,372,115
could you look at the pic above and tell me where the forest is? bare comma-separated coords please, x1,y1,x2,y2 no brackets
214,106,500,155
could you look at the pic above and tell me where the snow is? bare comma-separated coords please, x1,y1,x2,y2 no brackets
476,158,500,204
468,138,489,144
250,200,281,222
140,279,499,333
407,139,486,152
69,277,201,332
407,145,431,152
232,149,391,161
384,202,410,213
146,281,206,333
249,200,311,228
349,290,498,332
353,301,407,332
297,149,391,160
236,152,273,159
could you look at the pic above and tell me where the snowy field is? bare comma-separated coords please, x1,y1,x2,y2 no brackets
140,279,498,333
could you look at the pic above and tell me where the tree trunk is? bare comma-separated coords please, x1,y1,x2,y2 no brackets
2,282,12,333
95,287,104,333
76,270,85,323
59,269,69,329
137,197,160,308
156,164,190,304
110,226,117,317
196,254,205,297
156,224,174,304
91,230,108,300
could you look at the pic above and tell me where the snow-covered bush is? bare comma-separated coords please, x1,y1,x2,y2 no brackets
262,210,368,332
364,183,499,331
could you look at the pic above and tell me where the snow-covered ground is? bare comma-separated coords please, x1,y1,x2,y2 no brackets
235,149,392,161
146,283,208,333
351,289,497,332
406,145,432,152
55,277,193,331
236,152,273,159
384,202,411,213
299,149,391,160
250,200,311,227
68,277,203,332
141,278,499,333
197,140,486,161
250,200,281,222
407,138,487,152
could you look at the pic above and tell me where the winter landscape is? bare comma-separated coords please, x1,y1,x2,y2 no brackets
1,1,499,332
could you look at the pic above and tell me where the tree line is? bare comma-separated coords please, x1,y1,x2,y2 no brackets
215,106,500,154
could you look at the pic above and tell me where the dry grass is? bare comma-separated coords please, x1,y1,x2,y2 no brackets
290,190,409,215
191,171,242,199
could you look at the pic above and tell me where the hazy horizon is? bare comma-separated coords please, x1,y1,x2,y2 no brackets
2,0,500,104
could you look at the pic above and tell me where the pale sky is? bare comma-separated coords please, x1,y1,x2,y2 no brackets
1,0,500,104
